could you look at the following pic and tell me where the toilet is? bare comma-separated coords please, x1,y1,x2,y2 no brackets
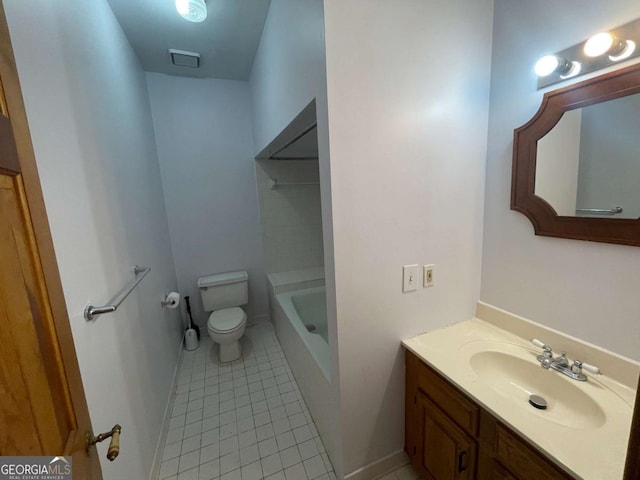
198,271,248,363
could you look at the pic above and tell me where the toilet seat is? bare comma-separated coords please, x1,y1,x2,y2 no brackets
208,307,246,333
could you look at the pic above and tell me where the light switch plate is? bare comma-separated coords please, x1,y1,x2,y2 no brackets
403,264,418,292
424,264,434,287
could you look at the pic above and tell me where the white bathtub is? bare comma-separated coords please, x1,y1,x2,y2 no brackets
275,286,330,380
268,269,338,471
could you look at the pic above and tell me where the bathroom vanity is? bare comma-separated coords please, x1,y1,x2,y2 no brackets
405,350,573,479
403,303,639,480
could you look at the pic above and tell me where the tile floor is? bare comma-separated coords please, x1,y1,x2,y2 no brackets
158,324,337,480
378,464,422,480
157,323,423,480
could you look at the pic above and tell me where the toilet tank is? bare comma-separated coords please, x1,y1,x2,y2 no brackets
198,271,249,312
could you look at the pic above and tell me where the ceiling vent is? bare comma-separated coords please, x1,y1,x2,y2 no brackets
169,49,200,68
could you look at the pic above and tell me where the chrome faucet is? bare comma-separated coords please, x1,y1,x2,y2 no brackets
531,339,601,381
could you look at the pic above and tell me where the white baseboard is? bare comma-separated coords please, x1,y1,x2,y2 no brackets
149,331,185,480
344,450,409,480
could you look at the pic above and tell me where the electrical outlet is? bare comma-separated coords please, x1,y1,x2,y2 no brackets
403,264,418,292
424,264,434,287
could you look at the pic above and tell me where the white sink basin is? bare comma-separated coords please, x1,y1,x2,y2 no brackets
458,340,609,430
469,350,606,429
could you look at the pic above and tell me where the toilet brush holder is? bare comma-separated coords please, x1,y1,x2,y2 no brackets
184,328,199,351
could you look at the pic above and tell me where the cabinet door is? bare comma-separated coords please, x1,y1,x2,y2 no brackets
415,391,477,480
490,461,518,480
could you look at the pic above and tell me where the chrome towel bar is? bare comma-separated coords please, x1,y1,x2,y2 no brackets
575,206,623,216
84,266,151,320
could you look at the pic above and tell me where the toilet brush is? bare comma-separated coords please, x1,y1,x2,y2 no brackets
184,326,198,351
184,296,201,340
183,295,199,351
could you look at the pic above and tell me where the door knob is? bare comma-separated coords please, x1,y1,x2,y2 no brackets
86,424,122,461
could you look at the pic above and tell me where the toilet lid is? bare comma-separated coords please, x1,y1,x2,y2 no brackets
208,307,246,332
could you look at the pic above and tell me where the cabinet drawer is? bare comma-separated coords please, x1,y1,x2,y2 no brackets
414,358,479,436
495,425,573,480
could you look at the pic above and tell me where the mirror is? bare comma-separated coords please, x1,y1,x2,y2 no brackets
536,94,640,219
512,62,640,246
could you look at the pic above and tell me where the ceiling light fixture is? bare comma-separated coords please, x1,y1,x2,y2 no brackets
175,0,207,23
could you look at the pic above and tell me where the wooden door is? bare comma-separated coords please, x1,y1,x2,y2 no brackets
415,392,477,480
0,4,102,479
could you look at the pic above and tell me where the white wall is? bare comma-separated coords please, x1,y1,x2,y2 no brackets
249,0,328,156
481,0,640,361
323,0,494,475
4,1,182,478
255,160,324,273
535,109,581,216
146,73,268,327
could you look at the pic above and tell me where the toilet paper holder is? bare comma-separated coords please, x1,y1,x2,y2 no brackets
161,292,180,308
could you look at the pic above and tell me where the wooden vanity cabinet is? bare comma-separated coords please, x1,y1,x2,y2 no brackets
405,350,575,480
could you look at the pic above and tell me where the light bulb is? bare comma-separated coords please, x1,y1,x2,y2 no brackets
175,0,207,23
584,32,614,57
609,40,636,61
176,0,189,15
534,55,570,77
560,61,582,79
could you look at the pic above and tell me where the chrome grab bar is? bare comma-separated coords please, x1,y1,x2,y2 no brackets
84,266,151,320
575,206,623,216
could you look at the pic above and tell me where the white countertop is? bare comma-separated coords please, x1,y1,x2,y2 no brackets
403,311,637,480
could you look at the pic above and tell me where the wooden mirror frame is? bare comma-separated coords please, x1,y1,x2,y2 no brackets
512,62,640,246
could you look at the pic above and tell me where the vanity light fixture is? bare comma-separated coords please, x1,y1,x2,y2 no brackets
534,17,640,89
175,0,207,23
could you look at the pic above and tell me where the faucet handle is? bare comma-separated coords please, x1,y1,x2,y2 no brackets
531,339,553,357
531,338,546,349
580,361,601,375
571,360,602,375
